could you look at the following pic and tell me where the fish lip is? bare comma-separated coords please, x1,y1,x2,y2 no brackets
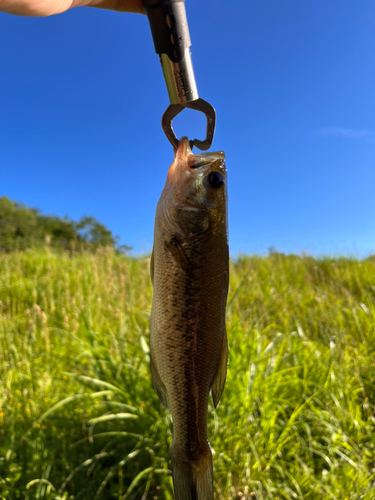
188,152,226,171
176,137,226,170
175,136,192,163
165,137,192,187
188,157,226,174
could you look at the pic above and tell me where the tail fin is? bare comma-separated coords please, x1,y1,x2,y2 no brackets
171,444,213,500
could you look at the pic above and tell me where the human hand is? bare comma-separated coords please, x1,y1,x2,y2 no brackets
0,0,144,16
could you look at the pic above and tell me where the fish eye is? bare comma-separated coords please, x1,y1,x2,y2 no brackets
208,171,224,188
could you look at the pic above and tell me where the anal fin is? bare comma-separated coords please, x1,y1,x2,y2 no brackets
150,353,169,409
150,248,154,285
211,330,228,408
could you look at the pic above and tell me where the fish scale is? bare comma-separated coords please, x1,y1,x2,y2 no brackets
150,137,229,500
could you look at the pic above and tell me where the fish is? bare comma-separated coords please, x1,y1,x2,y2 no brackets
150,137,229,500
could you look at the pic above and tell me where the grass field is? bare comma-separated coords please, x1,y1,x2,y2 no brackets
1,249,375,499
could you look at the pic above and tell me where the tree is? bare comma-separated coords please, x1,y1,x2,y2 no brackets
0,197,39,251
0,196,131,253
76,216,118,249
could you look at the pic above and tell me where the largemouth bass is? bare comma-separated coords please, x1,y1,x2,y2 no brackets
150,137,229,500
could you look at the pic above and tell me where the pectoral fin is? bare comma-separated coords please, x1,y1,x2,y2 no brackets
165,236,192,272
150,354,169,409
211,330,228,408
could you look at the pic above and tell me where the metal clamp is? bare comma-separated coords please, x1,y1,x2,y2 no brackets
162,98,216,151
143,0,216,151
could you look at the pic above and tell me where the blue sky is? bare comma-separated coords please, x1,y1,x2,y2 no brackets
1,0,374,256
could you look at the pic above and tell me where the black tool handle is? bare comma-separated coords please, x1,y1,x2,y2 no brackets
142,0,191,63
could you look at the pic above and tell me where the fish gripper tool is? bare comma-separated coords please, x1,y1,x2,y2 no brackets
143,0,216,151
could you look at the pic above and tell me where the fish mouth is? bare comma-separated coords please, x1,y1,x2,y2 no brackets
166,137,226,187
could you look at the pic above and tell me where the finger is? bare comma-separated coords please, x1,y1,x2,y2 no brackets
0,0,72,16
86,0,144,13
0,0,144,16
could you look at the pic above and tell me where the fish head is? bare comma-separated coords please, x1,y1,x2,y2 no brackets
160,137,227,238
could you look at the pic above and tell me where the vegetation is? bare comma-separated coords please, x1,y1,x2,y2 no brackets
1,249,375,499
0,197,131,253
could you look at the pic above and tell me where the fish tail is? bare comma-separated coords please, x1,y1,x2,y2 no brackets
171,443,213,500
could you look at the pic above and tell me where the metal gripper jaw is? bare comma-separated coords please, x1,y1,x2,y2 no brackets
143,0,216,151
162,98,216,151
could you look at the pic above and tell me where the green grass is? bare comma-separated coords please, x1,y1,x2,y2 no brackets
1,249,375,499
